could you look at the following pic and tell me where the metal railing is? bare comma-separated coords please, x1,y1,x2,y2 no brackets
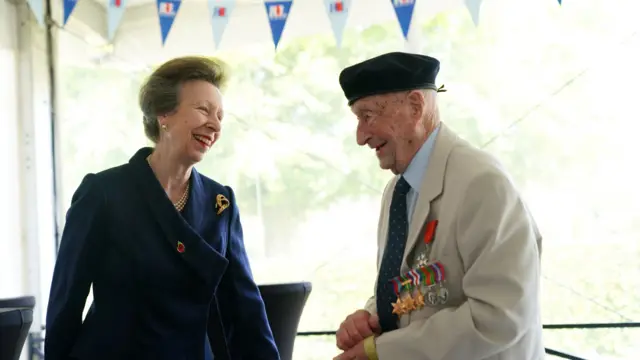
28,322,640,360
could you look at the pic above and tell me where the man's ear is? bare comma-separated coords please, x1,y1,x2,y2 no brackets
407,90,426,119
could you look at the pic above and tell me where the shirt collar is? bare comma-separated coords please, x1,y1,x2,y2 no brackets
403,124,441,191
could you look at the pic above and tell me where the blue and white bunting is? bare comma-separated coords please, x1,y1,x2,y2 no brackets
557,0,562,4
26,0,45,27
63,0,78,25
107,0,127,42
391,0,416,40
324,0,351,47
264,0,293,50
465,0,483,27
157,0,182,45
208,0,236,48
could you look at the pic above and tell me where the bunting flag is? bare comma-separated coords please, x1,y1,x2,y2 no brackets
324,0,351,48
26,0,45,27
391,0,416,40
54,0,534,50
465,0,483,27
264,0,293,49
557,0,562,4
63,0,78,25
157,0,182,45
107,0,127,42
208,0,236,48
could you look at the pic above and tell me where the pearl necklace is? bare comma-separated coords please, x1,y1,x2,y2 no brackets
146,156,190,212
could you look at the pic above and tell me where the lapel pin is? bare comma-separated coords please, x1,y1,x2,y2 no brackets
177,241,185,253
216,194,230,215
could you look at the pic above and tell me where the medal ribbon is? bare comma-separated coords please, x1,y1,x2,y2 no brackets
431,262,443,283
435,261,446,281
390,261,447,293
424,220,438,244
407,268,421,287
415,261,447,286
391,277,402,295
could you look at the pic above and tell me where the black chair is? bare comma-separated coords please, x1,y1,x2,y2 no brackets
0,296,36,360
258,282,312,360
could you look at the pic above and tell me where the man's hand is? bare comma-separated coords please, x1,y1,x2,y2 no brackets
334,339,368,360
336,310,381,350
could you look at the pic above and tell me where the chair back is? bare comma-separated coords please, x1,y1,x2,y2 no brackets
0,296,36,360
258,282,312,360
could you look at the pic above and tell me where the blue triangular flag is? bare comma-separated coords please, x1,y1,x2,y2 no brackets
157,0,181,45
208,0,236,48
107,0,127,42
557,0,562,4
324,0,351,48
391,0,416,40
26,0,45,27
465,0,483,26
264,0,293,50
63,0,78,25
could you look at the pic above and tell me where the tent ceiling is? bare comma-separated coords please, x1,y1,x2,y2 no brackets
58,0,464,66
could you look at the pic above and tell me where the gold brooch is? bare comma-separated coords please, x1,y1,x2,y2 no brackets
216,194,230,215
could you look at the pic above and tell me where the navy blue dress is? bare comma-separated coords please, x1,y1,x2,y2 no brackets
45,147,280,360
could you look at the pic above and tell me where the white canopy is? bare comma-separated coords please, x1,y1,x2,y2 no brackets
58,0,466,65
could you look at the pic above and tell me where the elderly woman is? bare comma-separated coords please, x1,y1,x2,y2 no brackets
45,57,280,360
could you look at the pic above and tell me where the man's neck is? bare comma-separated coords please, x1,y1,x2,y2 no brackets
397,119,440,174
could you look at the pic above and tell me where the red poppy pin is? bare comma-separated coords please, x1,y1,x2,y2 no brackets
176,241,185,253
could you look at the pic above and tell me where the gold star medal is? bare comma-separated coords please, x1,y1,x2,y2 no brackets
391,297,405,315
414,291,425,309
403,296,416,312
389,277,407,316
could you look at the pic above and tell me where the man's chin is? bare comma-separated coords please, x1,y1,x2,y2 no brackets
378,159,398,174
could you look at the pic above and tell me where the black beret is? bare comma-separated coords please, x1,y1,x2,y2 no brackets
339,52,441,105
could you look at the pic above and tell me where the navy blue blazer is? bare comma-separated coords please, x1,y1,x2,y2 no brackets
45,147,280,360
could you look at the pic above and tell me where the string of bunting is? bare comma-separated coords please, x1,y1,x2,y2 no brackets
24,0,564,49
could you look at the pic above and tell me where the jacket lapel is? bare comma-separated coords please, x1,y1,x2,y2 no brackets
402,124,459,264
127,148,228,289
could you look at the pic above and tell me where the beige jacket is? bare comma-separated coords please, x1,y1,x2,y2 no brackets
365,124,545,360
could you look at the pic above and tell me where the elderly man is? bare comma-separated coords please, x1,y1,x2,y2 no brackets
333,52,544,360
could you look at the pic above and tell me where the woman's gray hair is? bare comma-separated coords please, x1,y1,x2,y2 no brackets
138,56,228,143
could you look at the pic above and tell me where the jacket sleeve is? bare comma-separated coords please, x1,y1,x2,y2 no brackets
213,186,280,360
45,174,106,360
375,170,542,360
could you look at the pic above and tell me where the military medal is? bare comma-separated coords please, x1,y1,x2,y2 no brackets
437,285,449,305
403,260,448,307
427,290,438,306
414,291,425,309
423,220,438,257
390,277,414,316
403,294,416,312
391,298,405,315
390,251,450,314
394,219,449,308
416,253,429,267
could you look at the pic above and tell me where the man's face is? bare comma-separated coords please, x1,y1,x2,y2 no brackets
351,91,426,174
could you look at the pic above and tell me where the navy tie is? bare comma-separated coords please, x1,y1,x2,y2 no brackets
376,176,411,332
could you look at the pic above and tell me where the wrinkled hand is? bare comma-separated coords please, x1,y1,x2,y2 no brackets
336,310,381,351
334,339,368,360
